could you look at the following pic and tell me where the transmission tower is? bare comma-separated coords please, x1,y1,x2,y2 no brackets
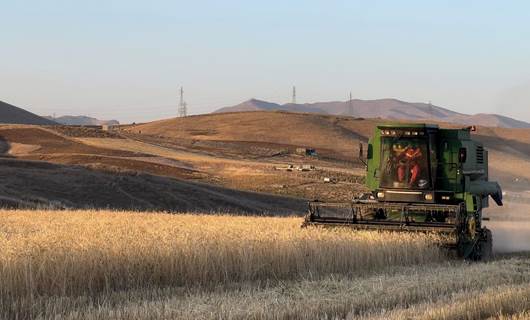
428,100,433,119
349,92,354,116
292,86,297,104
178,86,187,117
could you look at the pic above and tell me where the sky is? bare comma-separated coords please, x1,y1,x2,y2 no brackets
1,1,530,123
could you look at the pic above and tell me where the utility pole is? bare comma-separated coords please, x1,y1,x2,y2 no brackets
292,86,297,104
178,86,187,117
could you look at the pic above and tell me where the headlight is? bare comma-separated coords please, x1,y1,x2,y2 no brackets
424,193,433,200
377,192,385,198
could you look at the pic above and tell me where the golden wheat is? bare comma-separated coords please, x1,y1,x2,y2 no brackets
4,210,529,320
0,209,445,318
18,256,530,320
494,312,530,320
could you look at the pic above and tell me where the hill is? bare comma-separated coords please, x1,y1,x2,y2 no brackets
214,98,530,129
128,111,530,191
126,111,375,160
44,115,119,126
0,124,305,213
0,100,56,125
3,111,530,211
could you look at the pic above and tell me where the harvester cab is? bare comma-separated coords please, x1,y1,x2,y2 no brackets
304,123,503,260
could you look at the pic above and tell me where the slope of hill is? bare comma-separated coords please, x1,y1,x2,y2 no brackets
0,158,304,214
126,111,375,160
44,115,119,126
214,98,530,129
4,110,530,210
0,124,305,213
453,113,530,129
0,101,57,125
128,111,530,191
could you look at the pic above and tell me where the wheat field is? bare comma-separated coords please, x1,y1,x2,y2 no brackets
1,210,529,319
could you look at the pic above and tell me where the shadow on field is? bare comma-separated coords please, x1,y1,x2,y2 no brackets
0,158,306,215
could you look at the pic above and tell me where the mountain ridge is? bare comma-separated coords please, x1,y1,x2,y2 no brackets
214,98,530,129
43,115,120,126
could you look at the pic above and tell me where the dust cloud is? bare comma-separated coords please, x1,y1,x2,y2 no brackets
484,200,530,253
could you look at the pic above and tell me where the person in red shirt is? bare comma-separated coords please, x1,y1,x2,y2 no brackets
394,144,422,187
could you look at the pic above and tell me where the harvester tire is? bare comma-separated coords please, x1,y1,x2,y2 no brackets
480,228,493,261
466,228,493,261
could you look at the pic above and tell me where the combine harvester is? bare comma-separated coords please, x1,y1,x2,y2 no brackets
304,124,503,260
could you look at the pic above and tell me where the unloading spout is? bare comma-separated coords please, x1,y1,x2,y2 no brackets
469,181,503,206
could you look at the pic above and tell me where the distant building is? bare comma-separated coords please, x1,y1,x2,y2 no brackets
101,124,117,131
295,148,317,156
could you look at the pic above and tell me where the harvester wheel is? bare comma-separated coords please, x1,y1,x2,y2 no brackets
463,227,493,261
480,228,493,261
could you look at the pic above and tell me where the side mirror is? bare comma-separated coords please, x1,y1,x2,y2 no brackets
459,147,467,163
359,143,364,158
358,143,367,166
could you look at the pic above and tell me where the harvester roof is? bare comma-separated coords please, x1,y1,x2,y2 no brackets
377,123,439,129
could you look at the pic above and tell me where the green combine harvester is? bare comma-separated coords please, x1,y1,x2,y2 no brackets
304,123,503,260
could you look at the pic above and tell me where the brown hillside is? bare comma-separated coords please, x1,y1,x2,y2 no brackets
2,112,530,212
126,111,376,160
128,111,530,190
0,124,310,210
0,125,207,181
0,125,136,157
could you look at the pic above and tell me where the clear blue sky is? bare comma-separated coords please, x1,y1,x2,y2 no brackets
2,1,530,123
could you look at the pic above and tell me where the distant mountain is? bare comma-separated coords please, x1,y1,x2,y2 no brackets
214,98,530,129
214,99,325,114
44,115,120,126
0,100,57,125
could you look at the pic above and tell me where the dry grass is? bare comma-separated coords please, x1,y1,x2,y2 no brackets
0,209,443,319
